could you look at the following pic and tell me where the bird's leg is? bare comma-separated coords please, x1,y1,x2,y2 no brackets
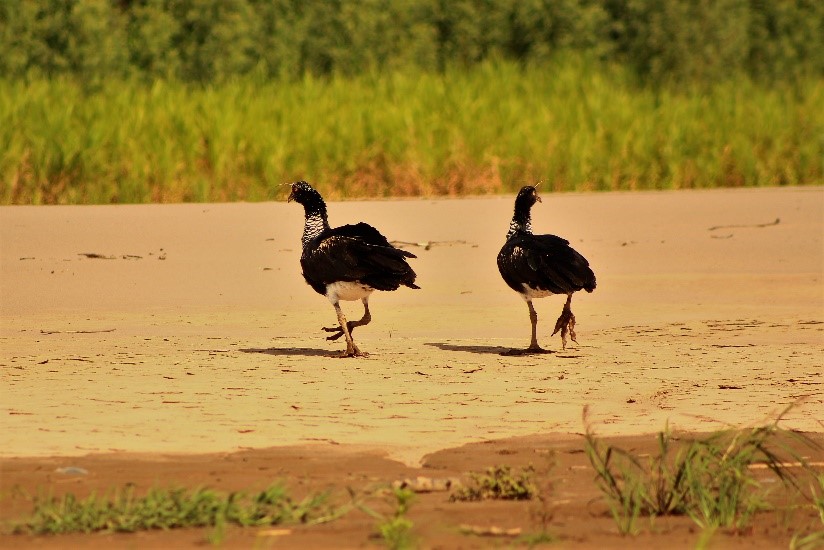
331,302,366,357
323,298,372,341
527,300,542,351
551,293,577,349
502,300,551,355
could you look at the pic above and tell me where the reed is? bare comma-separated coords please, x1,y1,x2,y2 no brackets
1,58,821,204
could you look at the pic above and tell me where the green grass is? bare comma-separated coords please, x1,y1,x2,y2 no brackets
357,486,417,550
582,405,819,535
790,474,824,549
7,433,820,546
14,483,341,535
1,57,822,204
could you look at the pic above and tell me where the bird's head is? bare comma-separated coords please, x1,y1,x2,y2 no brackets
287,180,322,205
514,184,542,210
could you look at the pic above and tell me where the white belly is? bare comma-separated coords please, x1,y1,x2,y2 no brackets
326,281,374,302
521,284,555,300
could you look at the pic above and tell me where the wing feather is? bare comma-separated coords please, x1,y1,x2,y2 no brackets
302,227,418,293
498,232,595,295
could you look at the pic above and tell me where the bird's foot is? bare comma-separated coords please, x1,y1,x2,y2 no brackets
323,322,359,341
551,310,577,350
500,346,553,356
338,345,367,358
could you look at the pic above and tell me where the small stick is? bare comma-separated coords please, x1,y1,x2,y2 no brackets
41,329,116,335
708,218,780,231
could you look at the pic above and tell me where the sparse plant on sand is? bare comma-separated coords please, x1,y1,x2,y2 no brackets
583,404,817,535
14,483,342,536
522,456,559,546
358,486,416,550
790,530,824,550
789,474,824,550
450,465,537,502
583,424,647,535
451,458,557,545
814,474,824,524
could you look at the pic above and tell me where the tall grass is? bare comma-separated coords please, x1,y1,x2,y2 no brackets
582,405,820,535
1,58,821,204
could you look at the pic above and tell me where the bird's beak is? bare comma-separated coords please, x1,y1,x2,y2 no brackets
284,182,295,202
534,181,542,202
535,194,542,203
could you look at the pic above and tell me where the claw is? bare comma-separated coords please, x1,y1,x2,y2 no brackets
551,305,577,350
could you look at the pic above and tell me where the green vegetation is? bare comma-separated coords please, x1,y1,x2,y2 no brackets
815,474,824,523
0,0,822,204
2,0,822,84
14,483,339,535
582,405,819,535
520,459,559,547
790,475,824,549
358,486,417,550
7,421,822,546
451,465,537,502
3,60,820,204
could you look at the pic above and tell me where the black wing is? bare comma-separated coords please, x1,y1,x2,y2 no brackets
301,224,419,295
497,232,596,295
332,222,395,248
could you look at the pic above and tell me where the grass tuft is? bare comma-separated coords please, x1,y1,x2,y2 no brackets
582,404,819,535
14,483,339,535
450,465,537,502
357,486,416,550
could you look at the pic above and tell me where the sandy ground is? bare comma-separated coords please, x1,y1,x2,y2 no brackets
1,187,823,547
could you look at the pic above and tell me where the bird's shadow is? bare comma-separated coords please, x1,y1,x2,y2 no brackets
425,342,514,355
240,347,333,358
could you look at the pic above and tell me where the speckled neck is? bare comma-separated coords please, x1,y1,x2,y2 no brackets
506,207,532,239
301,209,329,248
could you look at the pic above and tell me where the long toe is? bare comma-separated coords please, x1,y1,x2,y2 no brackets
552,308,578,349
551,312,569,337
559,319,578,349
323,327,345,341
323,322,358,340
566,313,578,345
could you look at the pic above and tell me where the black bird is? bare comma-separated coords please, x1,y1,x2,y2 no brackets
497,185,596,354
287,181,419,357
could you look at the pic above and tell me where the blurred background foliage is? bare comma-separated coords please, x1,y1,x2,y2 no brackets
0,0,822,203
2,0,821,85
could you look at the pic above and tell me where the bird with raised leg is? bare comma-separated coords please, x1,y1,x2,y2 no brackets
287,181,419,357
497,184,596,355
